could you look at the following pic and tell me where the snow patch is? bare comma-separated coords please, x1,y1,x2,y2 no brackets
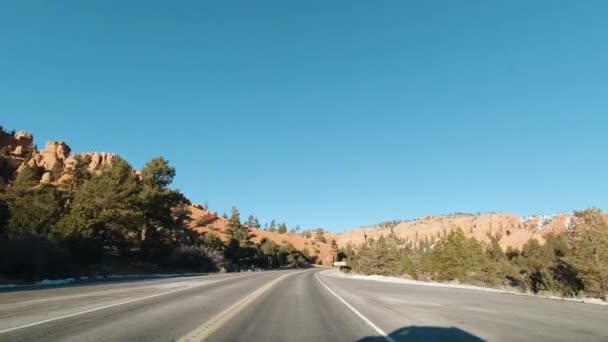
0,278,76,289
0,273,201,290
520,216,534,225
536,215,557,230
520,213,573,231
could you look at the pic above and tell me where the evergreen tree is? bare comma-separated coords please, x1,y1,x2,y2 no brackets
302,247,310,260
245,215,261,229
268,220,277,233
516,237,565,293
202,232,224,251
278,243,298,266
260,238,280,267
480,233,519,287
56,157,143,251
278,222,288,234
0,183,8,239
430,229,484,281
570,209,608,299
11,165,37,195
355,234,402,276
545,234,583,296
331,239,339,261
0,147,11,183
226,207,249,242
62,154,92,199
7,184,63,239
139,157,191,254
314,229,326,243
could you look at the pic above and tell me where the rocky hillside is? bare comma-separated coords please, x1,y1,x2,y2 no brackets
0,126,115,185
336,212,608,249
1,126,335,265
10,126,602,264
188,204,335,265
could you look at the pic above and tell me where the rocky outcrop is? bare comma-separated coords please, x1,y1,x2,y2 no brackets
83,152,114,173
0,128,35,173
0,129,34,157
1,127,115,183
40,172,52,184
26,141,71,172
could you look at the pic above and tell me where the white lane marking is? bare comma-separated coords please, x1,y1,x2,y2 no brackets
178,270,304,341
315,271,397,342
0,273,258,335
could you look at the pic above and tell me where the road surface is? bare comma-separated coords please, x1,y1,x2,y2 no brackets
1,269,607,341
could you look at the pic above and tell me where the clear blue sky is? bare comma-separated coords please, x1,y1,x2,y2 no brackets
1,1,607,232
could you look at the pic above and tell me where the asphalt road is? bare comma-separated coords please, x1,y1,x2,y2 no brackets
1,269,607,341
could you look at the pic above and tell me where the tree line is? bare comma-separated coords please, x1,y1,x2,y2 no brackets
0,154,308,282
241,214,329,242
343,208,608,300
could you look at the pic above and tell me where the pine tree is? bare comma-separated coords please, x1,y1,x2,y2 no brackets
202,232,224,251
62,154,92,199
260,238,279,267
430,229,483,281
245,215,261,230
11,165,37,195
570,209,608,299
355,234,402,276
56,157,143,250
268,220,277,233
138,157,191,254
331,239,339,261
226,207,248,242
7,184,63,239
515,238,557,293
314,229,326,243
545,234,582,296
278,222,288,234
0,182,9,238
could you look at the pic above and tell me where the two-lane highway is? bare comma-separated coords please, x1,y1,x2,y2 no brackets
1,268,607,341
202,269,378,341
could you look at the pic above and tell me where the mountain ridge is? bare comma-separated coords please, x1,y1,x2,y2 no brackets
336,212,608,249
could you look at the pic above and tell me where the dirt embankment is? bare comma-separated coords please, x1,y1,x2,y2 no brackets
188,205,336,265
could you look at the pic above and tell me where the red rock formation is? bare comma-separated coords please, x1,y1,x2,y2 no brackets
336,212,608,250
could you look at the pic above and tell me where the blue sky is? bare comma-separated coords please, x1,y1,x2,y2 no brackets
1,1,607,231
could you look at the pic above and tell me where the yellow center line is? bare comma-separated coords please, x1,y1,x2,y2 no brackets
178,270,305,342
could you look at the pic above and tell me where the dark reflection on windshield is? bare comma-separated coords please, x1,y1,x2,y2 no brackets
358,326,486,342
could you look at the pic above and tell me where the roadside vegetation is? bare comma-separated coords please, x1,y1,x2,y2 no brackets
343,208,608,301
0,148,308,283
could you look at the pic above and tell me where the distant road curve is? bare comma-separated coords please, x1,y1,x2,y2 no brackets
1,269,607,341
